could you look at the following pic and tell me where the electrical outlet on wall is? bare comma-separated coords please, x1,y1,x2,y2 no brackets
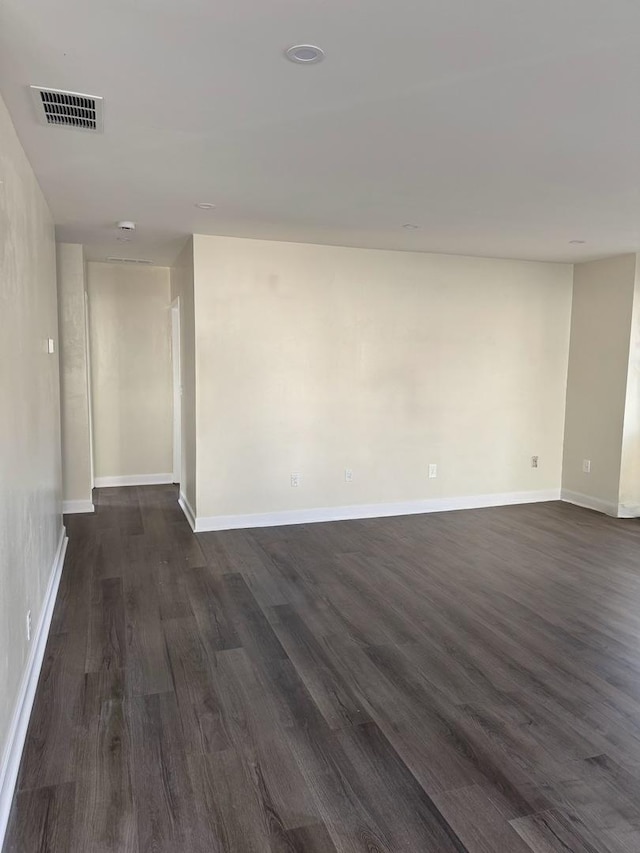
531,456,539,468
428,463,438,479
582,459,591,474
290,472,301,487
345,468,354,483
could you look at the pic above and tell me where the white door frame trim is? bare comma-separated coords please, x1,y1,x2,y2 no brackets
170,297,181,486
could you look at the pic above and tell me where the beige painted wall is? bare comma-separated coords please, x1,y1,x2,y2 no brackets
562,255,636,513
57,243,93,506
88,262,172,480
193,235,572,520
170,239,197,510
619,255,640,515
0,94,61,786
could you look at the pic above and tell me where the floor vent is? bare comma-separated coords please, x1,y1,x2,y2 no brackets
30,86,103,132
106,257,154,265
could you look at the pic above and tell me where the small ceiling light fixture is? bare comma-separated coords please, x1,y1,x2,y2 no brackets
196,202,216,210
285,44,325,64
403,223,419,230
569,239,586,244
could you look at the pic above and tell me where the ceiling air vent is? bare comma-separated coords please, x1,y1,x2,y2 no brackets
30,86,103,132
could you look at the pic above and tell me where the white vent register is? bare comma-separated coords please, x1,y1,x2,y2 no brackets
30,86,103,132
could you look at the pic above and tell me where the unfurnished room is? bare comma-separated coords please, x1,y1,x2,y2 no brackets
3,1,640,851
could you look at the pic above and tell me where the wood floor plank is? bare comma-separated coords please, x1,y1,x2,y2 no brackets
510,808,604,853
213,531,290,608
283,722,398,853
50,534,97,636
170,520,208,569
128,691,203,853
270,603,371,729
85,577,127,673
3,783,76,853
156,551,193,621
162,615,231,754
221,572,289,661
215,647,321,831
273,822,338,853
17,630,85,791
186,747,264,853
549,754,640,852
122,537,173,697
183,565,242,657
328,634,551,814
94,486,143,535
72,695,137,852
334,721,469,851
93,529,126,581
432,784,535,852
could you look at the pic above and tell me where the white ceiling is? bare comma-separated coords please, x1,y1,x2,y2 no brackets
2,0,640,265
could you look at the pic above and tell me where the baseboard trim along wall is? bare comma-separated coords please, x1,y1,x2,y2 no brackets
62,499,95,514
617,503,640,519
178,493,196,530
94,473,174,488
0,527,68,849
560,489,620,517
185,489,561,533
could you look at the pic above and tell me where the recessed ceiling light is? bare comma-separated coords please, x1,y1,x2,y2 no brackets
196,202,216,210
285,44,325,64
569,239,585,244
403,223,419,230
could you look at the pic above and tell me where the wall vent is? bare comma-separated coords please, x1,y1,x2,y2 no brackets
30,86,103,132
106,257,153,265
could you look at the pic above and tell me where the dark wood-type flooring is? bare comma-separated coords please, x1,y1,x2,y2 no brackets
7,486,640,851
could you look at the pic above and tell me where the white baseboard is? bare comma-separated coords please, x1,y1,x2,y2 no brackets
560,489,619,517
193,489,561,532
62,499,95,514
94,473,174,488
617,504,640,519
0,526,68,849
178,492,196,531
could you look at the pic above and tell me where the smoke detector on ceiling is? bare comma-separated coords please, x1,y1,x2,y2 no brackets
117,221,136,232
30,86,104,132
